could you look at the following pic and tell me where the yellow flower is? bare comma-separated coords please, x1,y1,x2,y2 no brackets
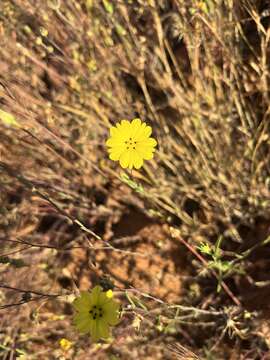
59,338,73,351
106,118,157,169
72,286,120,342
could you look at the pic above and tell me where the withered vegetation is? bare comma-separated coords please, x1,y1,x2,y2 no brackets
0,0,270,359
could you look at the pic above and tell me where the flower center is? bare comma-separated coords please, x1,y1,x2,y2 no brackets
89,305,103,320
124,137,137,150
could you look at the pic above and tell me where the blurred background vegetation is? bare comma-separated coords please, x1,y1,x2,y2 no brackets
0,0,270,359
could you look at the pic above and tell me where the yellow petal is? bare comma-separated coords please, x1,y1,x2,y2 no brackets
131,118,141,127
90,319,110,341
133,123,153,141
98,290,117,305
130,118,142,137
74,312,88,322
116,120,132,138
98,292,111,305
119,150,131,169
109,150,124,161
140,125,152,139
91,286,103,304
143,151,154,160
108,146,125,161
73,291,92,312
98,318,110,339
128,157,134,169
132,150,144,169
110,126,120,137
103,300,120,313
103,301,120,325
119,119,130,127
90,320,98,341
133,122,146,140
74,316,92,334
136,146,155,160
139,137,157,147
106,138,125,147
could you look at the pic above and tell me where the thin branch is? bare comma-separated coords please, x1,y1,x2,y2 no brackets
0,161,101,240
0,284,60,297
0,284,61,310
170,227,241,307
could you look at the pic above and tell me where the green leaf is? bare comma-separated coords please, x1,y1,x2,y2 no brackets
213,235,223,259
125,291,136,309
120,174,144,194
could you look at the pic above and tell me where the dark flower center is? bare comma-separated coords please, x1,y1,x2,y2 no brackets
89,304,103,320
124,137,137,150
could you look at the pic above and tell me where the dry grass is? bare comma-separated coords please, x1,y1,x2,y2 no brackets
0,0,270,358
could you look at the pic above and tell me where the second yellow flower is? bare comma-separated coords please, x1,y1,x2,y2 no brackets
106,118,157,170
